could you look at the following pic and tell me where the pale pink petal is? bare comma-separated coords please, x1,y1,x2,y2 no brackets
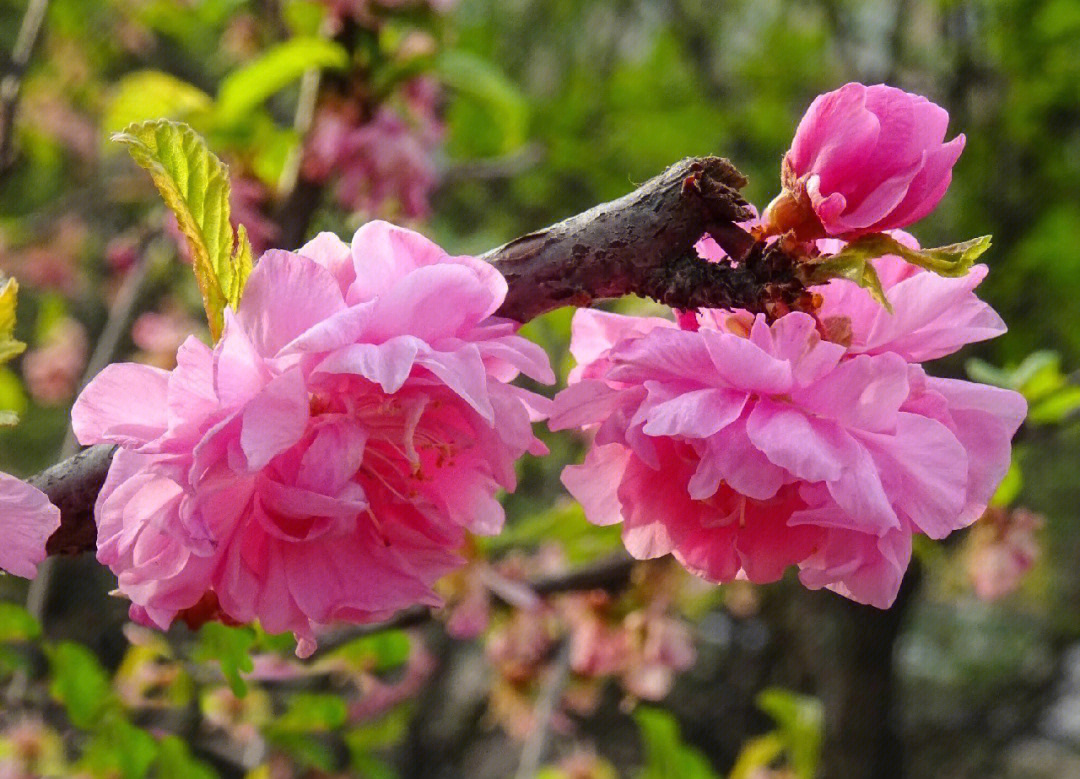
0,473,60,578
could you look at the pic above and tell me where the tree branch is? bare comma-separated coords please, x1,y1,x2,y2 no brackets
32,155,762,557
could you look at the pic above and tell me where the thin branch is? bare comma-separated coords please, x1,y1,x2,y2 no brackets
314,554,635,656
0,0,51,174
31,155,760,558
514,641,571,779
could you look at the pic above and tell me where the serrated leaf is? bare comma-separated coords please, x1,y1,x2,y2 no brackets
810,233,992,312
104,70,212,136
0,278,26,366
113,120,251,338
215,37,348,126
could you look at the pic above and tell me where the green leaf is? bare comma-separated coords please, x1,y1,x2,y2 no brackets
437,50,529,155
806,251,893,312
113,120,252,338
810,233,993,311
215,37,349,126
1030,386,1080,424
755,688,823,779
991,459,1023,507
0,278,26,366
48,642,115,729
104,70,212,136
0,603,41,642
728,733,785,779
0,367,27,427
194,623,255,697
154,735,217,779
80,718,158,779
273,693,348,732
264,732,338,771
329,630,412,672
634,707,719,779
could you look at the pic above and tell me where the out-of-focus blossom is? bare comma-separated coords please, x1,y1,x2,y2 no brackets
763,83,965,240
348,642,437,721
303,80,443,220
968,506,1042,601
0,719,66,779
73,222,552,656
230,176,280,257
22,318,88,406
0,472,59,579
130,306,200,368
545,749,618,779
551,244,1025,608
0,217,87,296
201,686,270,746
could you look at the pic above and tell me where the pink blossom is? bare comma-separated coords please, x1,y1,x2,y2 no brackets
72,221,553,655
550,260,1025,607
763,83,965,239
0,472,60,579
304,99,441,220
22,319,88,406
968,507,1041,601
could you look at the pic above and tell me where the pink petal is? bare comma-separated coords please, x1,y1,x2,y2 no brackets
0,473,60,578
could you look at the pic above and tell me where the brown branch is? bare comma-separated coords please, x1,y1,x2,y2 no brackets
31,155,761,557
314,553,635,656
0,0,51,175
486,156,753,322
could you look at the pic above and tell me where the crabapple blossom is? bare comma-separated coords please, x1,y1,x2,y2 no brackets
0,472,60,579
762,83,965,239
72,221,553,655
550,242,1025,608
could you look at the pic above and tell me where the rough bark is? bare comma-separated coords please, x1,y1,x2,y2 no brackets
32,155,762,556
486,156,754,321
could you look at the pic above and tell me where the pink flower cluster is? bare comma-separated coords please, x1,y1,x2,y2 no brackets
550,241,1025,608
763,83,966,240
72,221,552,655
303,80,443,220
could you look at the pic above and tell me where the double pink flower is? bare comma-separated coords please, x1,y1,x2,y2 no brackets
550,238,1024,607
72,222,552,654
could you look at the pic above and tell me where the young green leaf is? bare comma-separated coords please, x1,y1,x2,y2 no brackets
806,252,893,312
215,37,349,126
113,120,252,338
0,278,26,366
807,233,993,311
103,70,212,135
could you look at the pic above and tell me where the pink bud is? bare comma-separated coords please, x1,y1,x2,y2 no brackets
768,83,965,239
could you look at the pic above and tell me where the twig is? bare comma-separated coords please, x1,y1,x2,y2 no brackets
514,641,572,779
29,155,758,557
9,241,156,702
314,554,635,657
0,0,51,175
